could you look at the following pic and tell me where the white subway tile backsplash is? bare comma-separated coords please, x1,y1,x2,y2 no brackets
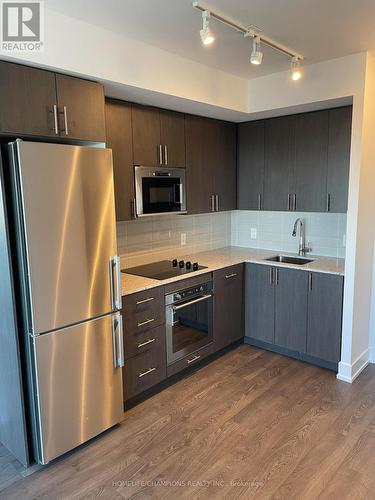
117,210,347,266
231,210,346,258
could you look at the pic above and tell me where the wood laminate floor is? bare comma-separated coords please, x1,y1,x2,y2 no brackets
2,345,375,499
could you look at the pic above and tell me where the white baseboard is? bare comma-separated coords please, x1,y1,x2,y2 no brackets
337,348,370,383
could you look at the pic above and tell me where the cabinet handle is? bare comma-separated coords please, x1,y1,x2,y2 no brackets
136,297,154,305
326,193,331,212
258,193,262,210
210,195,215,212
215,194,219,212
138,367,156,378
137,318,155,327
225,273,237,279
137,338,156,348
288,194,291,211
158,145,163,165
59,106,69,135
275,268,279,285
309,272,313,291
293,194,297,211
51,104,59,134
164,145,168,165
131,198,137,219
187,354,201,364
269,267,273,285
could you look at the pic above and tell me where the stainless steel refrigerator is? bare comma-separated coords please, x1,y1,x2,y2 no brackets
7,140,124,465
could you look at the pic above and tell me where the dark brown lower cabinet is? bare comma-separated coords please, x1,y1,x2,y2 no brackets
124,325,167,400
213,264,244,350
245,263,275,344
274,267,308,352
307,272,343,363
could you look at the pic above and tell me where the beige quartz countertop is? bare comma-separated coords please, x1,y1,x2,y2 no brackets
121,246,345,296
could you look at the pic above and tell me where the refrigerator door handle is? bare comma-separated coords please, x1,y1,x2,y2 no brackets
118,314,124,368
112,314,124,369
110,256,122,311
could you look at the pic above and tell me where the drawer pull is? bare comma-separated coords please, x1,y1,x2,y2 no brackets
136,297,155,305
187,355,201,364
137,338,156,348
225,273,237,279
137,318,155,327
138,367,156,378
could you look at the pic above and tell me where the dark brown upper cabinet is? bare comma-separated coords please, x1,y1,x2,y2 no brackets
132,105,185,167
237,120,265,210
105,99,134,221
214,120,237,211
264,115,295,211
327,106,352,213
186,114,236,214
0,61,57,137
55,74,106,142
0,61,106,142
293,110,329,212
160,110,186,167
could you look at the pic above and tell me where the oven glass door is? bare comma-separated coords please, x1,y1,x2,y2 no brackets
142,176,182,214
167,295,213,364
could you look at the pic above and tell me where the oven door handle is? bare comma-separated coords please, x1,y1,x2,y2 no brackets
172,294,212,311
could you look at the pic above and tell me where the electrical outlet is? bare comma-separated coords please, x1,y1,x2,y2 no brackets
181,232,186,245
250,228,257,239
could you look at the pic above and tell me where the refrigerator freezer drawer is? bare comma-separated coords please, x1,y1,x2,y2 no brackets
33,313,124,464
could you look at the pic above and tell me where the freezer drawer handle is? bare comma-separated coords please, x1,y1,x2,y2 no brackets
138,367,156,378
110,256,122,310
112,314,124,368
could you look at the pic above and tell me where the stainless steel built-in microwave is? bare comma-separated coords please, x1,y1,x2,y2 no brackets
134,166,187,217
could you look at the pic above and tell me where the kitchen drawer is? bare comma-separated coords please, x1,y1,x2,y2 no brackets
125,324,165,360
166,341,215,378
124,339,167,400
123,286,165,334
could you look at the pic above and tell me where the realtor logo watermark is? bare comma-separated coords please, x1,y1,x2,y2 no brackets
1,1,44,51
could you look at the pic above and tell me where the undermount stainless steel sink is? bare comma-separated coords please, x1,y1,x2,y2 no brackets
265,255,314,265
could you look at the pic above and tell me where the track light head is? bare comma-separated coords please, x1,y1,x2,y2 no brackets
250,36,263,65
200,10,215,46
291,56,302,81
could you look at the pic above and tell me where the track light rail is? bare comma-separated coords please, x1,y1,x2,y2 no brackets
192,1,304,61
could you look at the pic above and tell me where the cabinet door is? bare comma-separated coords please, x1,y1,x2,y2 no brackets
327,106,352,213
160,110,185,167
0,61,57,137
105,100,134,221
245,263,275,344
264,116,295,211
237,121,264,210
307,273,343,363
55,74,106,142
214,121,237,211
185,115,214,214
294,110,329,212
214,264,244,350
132,105,161,166
275,268,308,352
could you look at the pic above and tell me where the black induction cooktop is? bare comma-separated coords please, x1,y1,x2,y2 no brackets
122,259,207,281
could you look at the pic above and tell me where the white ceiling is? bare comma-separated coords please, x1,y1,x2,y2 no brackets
46,0,375,79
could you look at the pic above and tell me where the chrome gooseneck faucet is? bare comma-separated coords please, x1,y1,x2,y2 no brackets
292,218,311,256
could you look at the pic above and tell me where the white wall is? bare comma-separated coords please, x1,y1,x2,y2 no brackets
2,7,248,121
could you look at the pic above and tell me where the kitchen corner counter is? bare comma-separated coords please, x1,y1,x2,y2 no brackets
121,247,345,296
